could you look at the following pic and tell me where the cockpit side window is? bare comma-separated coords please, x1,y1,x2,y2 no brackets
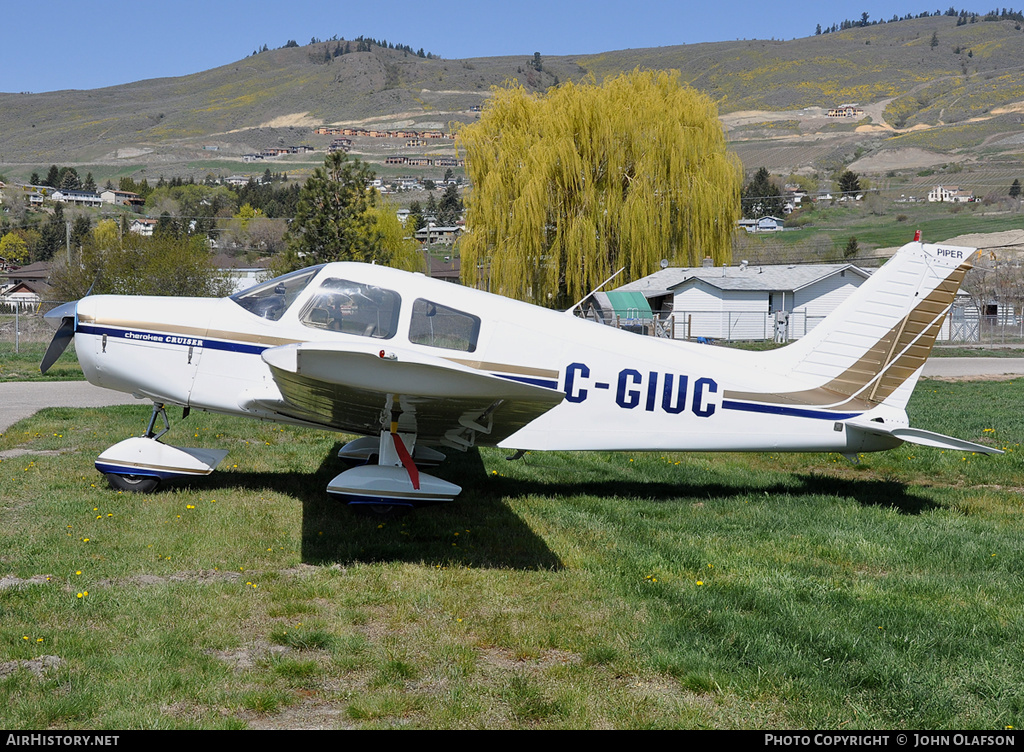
230,267,322,321
409,298,480,352
298,278,401,339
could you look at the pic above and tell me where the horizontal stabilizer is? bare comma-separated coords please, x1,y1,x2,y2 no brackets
890,427,1003,455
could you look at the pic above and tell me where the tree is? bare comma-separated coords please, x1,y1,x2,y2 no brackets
457,70,741,307
274,152,420,274
930,30,940,47
838,170,861,197
49,220,233,300
437,183,463,226
58,167,81,191
0,232,29,264
742,167,784,219
1010,179,1021,199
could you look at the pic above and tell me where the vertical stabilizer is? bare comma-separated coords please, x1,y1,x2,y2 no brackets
762,241,975,408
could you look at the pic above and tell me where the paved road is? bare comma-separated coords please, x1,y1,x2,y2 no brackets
0,382,139,433
2,359,1022,434
921,358,1024,379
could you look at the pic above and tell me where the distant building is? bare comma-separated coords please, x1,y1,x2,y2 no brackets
129,218,158,236
51,189,102,208
737,216,784,233
605,262,872,341
100,189,144,210
827,105,864,118
928,185,974,203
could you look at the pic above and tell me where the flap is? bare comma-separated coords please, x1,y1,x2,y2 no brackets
261,341,564,446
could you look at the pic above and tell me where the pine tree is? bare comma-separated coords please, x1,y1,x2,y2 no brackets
742,167,784,219
1010,179,1021,199
457,70,741,307
275,152,419,273
838,170,862,197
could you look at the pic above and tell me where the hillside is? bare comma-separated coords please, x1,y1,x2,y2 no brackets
3,15,1024,188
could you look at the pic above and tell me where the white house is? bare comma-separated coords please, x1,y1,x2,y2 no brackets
611,262,872,341
928,185,974,203
129,218,158,236
737,216,784,233
51,190,103,208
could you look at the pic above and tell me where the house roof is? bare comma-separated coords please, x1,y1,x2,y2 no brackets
1,261,52,283
616,263,869,296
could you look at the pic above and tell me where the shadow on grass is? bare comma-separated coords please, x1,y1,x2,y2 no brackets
187,443,565,570
487,471,937,515
186,442,938,570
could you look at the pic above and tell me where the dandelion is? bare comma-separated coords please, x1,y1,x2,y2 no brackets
696,580,704,586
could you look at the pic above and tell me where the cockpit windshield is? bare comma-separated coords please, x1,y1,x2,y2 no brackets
230,266,322,321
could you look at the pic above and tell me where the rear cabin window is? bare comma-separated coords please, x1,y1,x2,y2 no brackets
409,299,480,352
299,278,401,339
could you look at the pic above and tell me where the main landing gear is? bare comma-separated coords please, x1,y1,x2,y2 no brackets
95,403,228,493
330,424,460,512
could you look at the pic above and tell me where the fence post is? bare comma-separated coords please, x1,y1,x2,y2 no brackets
15,306,19,354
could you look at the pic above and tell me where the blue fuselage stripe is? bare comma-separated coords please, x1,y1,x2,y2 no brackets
491,373,560,390
722,399,861,421
78,324,268,355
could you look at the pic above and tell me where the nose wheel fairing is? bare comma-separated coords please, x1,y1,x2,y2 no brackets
96,437,229,481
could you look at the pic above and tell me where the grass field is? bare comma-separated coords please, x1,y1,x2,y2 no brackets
0,379,1021,729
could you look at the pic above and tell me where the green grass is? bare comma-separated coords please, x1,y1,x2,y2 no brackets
0,342,84,382
0,379,1022,728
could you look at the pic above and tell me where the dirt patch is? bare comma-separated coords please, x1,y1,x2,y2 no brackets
478,647,582,672
97,569,245,588
0,574,52,590
849,147,957,173
0,448,67,460
257,112,320,129
243,699,354,730
208,641,292,672
0,655,62,678
928,373,1019,383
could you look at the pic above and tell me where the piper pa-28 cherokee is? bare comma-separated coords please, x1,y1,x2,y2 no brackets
41,239,1000,509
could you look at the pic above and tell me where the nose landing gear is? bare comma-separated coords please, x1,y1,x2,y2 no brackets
95,403,228,493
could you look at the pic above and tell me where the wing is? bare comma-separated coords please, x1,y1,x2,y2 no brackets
258,341,564,448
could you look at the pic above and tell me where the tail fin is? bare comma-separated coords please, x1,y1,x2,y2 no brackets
763,241,976,410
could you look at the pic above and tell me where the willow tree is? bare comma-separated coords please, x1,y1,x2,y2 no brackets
457,70,741,307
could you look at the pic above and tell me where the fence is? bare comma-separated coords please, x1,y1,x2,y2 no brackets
602,310,825,343
0,302,69,360
601,307,993,344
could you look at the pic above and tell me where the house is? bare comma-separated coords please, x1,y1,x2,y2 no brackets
129,218,158,236
427,254,461,282
0,261,53,311
414,225,462,246
51,189,103,208
100,189,144,210
928,185,974,203
607,261,872,341
737,216,784,233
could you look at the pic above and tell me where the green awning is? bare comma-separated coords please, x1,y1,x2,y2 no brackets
604,291,653,319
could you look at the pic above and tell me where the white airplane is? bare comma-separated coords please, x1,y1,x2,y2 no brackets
41,239,1000,509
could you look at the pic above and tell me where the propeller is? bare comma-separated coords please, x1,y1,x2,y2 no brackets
40,300,78,374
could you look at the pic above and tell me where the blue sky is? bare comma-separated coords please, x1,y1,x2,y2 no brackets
3,1,944,93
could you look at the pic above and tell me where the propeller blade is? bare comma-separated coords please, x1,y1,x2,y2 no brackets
40,303,77,374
